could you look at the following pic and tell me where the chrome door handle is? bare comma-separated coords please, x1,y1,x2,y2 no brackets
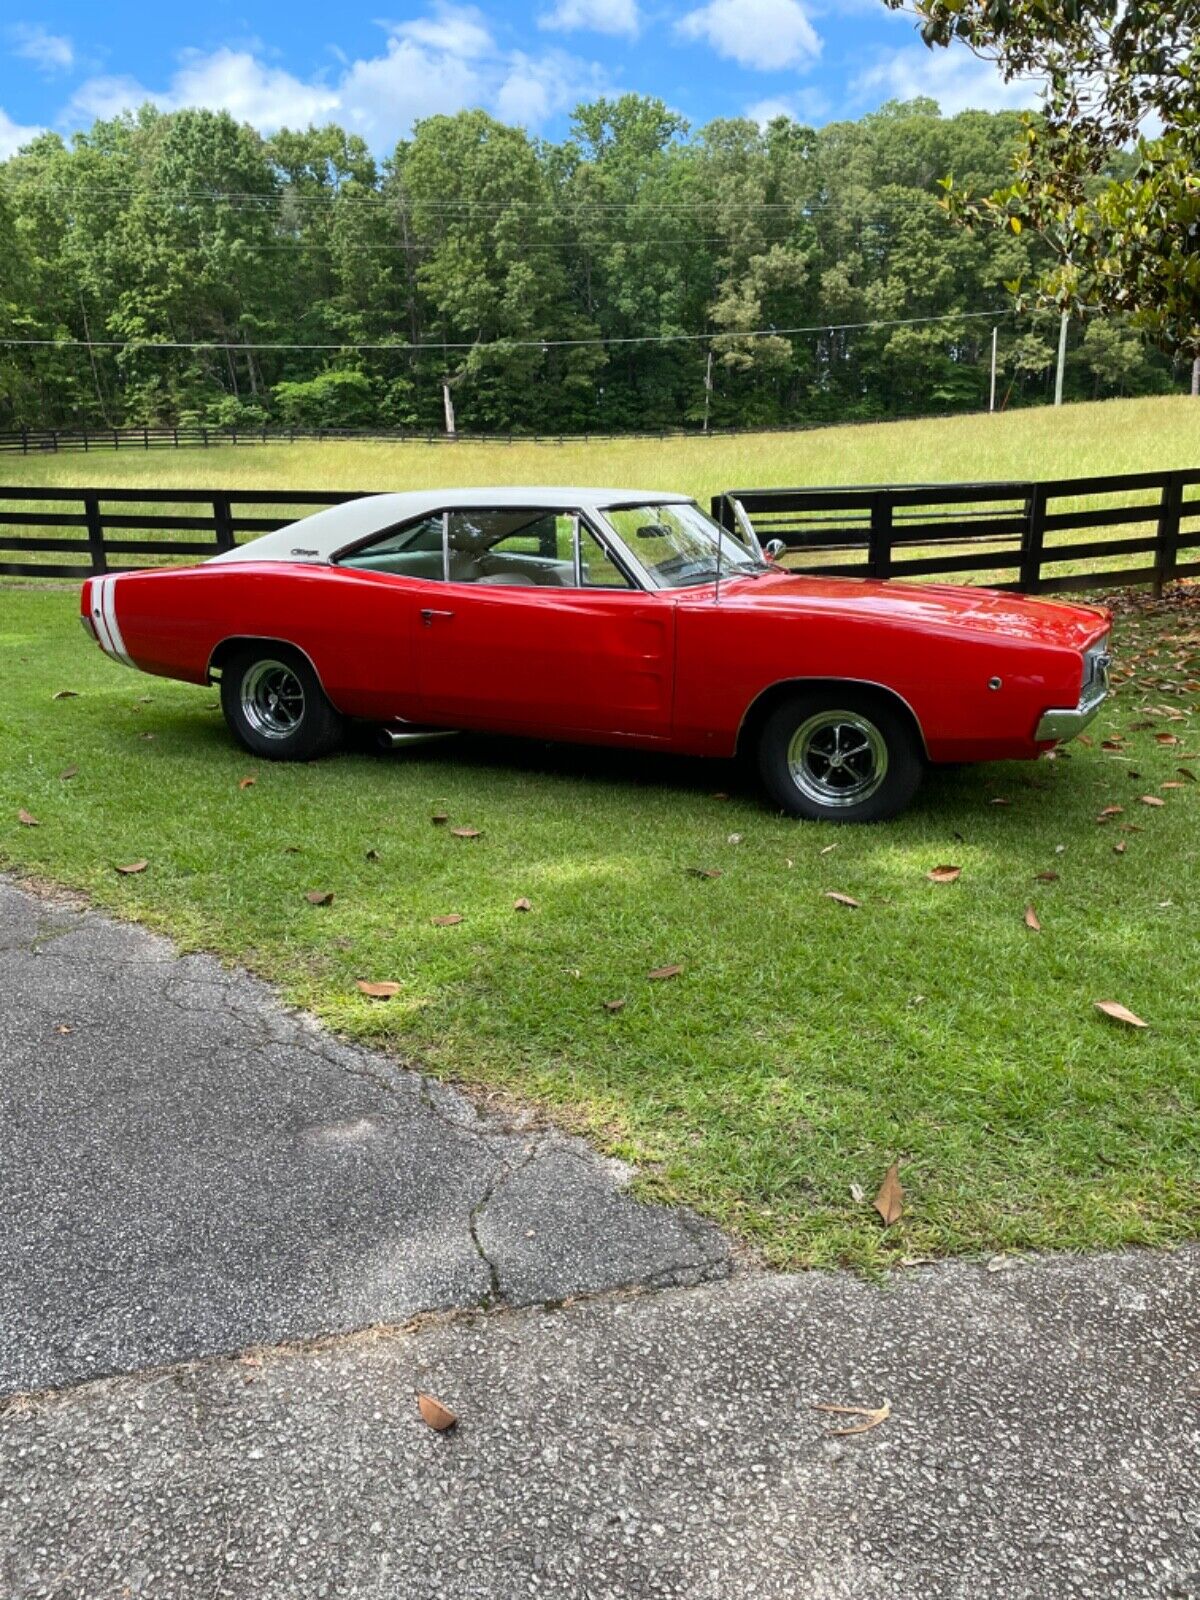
420,608,455,625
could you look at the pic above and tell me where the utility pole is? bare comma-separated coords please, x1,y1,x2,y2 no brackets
1054,311,1069,407
703,348,714,434
989,325,998,413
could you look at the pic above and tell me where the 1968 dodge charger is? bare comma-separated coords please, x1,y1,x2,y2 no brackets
80,486,1112,823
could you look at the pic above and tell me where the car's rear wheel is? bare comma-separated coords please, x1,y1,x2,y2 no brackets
220,646,345,761
756,690,924,823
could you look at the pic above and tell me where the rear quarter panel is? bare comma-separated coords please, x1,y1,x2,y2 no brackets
672,589,1089,762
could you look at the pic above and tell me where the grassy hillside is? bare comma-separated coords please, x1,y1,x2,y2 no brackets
3,396,1199,505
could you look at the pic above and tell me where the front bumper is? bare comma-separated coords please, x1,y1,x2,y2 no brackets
1035,641,1111,743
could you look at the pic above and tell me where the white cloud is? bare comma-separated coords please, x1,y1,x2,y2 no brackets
851,44,1042,115
677,0,820,71
746,90,828,126
538,0,640,39
8,23,74,75
61,6,607,148
0,105,44,158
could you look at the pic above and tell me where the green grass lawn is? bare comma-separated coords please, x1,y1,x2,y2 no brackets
2,581,1198,1269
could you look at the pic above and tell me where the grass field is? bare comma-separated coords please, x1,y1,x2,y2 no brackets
2,577,1198,1270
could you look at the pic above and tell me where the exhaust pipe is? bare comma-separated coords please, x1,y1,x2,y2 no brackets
377,726,459,750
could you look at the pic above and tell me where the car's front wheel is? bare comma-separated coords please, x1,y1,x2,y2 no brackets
756,690,924,823
220,646,345,760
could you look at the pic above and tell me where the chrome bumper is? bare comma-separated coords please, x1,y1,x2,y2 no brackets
1035,643,1111,743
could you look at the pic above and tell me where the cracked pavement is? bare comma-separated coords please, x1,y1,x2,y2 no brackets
0,877,727,1393
3,875,1199,1599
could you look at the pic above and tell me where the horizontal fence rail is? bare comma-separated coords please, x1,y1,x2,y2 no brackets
713,470,1200,597
1,469,1198,591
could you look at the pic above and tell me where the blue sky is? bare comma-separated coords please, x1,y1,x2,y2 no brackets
0,0,1035,159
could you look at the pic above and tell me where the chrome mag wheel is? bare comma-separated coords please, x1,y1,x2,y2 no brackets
787,710,888,808
240,659,306,740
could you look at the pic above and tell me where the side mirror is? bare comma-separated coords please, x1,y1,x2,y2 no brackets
763,539,786,562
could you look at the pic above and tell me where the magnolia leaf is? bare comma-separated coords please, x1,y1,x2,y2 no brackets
59,765,78,781
926,864,961,883
1034,870,1060,882
1114,839,1128,854
648,964,683,981
416,1393,457,1432
115,860,147,875
824,891,861,908
1139,794,1165,807
819,842,839,855
873,1160,904,1226
1094,1000,1147,1029
1023,904,1041,931
813,1399,892,1437
17,808,40,827
513,897,533,911
52,689,79,700
431,812,449,825
451,826,482,839
603,998,627,1013
1096,805,1123,821
431,913,464,926
357,980,401,999
238,776,256,790
304,890,334,905
685,866,723,879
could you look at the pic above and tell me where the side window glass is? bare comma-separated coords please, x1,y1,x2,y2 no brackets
446,511,576,588
338,515,445,579
579,525,632,589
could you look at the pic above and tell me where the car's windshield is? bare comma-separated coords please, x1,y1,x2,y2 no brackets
603,502,766,589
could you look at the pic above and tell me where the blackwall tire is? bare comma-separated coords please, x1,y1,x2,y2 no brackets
219,646,346,761
756,690,924,823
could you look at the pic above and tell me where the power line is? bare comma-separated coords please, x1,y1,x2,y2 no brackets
0,308,1014,355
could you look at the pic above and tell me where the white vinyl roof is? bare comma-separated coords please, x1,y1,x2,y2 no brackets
207,486,692,566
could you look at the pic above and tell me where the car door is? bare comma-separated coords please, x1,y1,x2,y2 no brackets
416,509,675,741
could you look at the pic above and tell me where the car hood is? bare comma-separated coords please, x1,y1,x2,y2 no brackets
708,570,1110,650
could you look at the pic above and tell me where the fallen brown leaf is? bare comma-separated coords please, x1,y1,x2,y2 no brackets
1176,767,1197,782
238,776,256,790
1162,781,1185,790
873,1161,904,1227
59,765,78,781
1096,805,1124,821
1094,1000,1147,1029
989,796,1011,806
819,842,839,855
304,889,334,905
365,848,379,861
926,864,961,883
357,980,401,999
431,913,464,926
513,897,533,911
431,811,449,825
1075,734,1094,748
1155,732,1181,746
813,1399,892,1438
685,866,723,879
1113,839,1127,854
450,826,482,839
824,891,861,908
603,998,626,1014
1023,905,1041,932
52,689,79,700
17,808,40,827
1139,794,1165,807
115,860,147,875
1034,870,1060,883
648,964,684,981
416,1393,457,1432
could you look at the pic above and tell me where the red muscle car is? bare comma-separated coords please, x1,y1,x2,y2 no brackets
80,487,1112,822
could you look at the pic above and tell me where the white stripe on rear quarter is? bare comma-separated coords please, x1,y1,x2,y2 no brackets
100,575,136,668
89,577,118,659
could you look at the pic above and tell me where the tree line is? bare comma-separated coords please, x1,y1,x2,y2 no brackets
0,94,1186,436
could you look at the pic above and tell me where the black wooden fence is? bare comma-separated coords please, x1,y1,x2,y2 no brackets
712,469,1200,597
2,469,1199,591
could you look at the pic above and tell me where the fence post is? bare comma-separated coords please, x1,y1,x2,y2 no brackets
213,493,236,554
1020,484,1046,593
21,426,28,455
1153,472,1183,599
868,492,893,579
83,492,107,575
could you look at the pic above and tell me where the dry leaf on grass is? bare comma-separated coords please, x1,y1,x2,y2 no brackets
819,842,839,855
59,766,78,781
1094,1000,1147,1029
873,1161,904,1226
365,848,379,861
304,889,334,905
1023,905,1041,932
812,1399,892,1437
357,980,401,999
685,866,723,879
926,864,961,884
238,776,256,791
1140,795,1165,807
513,897,532,911
115,860,147,875
1155,732,1181,746
1113,840,1127,855
52,689,79,700
989,796,1011,806
603,998,626,1014
1034,870,1060,883
17,809,39,827
416,1393,457,1432
648,964,684,981
727,832,743,845
431,913,464,927
824,891,861,908
1096,805,1124,821
431,812,449,825
1177,767,1197,783
849,1182,865,1203
451,826,482,839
